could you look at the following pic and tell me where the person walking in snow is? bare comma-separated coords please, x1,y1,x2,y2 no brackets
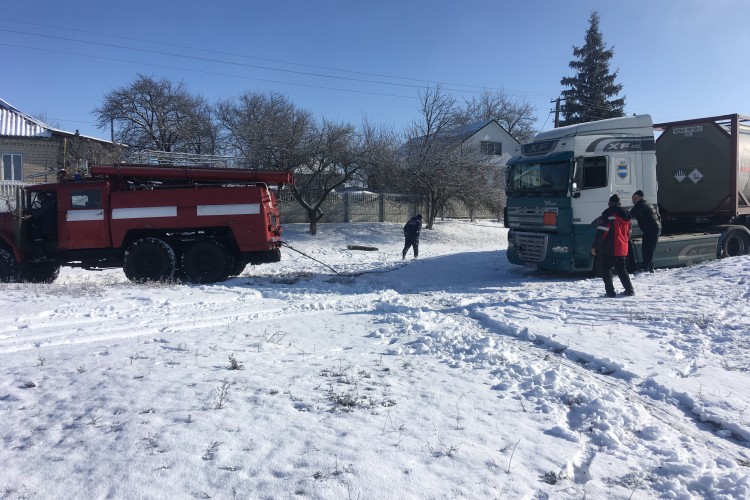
402,214,422,259
630,190,661,273
591,194,635,298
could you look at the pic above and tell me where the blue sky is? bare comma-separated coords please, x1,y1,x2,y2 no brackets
2,0,749,140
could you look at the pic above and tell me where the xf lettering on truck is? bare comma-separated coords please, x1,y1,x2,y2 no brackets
585,137,655,152
604,141,640,151
522,139,559,156
680,244,715,257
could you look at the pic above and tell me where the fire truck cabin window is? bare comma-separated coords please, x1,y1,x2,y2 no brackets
71,189,102,209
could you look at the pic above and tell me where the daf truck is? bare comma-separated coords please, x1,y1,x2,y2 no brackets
504,114,750,272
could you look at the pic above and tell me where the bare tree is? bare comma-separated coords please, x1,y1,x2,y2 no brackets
291,120,356,235
63,134,125,175
398,86,472,229
93,74,214,153
293,119,397,235
216,92,393,234
359,119,400,191
215,91,313,170
453,144,506,222
181,100,221,155
455,89,537,144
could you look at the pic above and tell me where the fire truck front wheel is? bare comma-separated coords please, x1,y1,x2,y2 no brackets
123,238,177,282
0,248,20,283
181,240,233,284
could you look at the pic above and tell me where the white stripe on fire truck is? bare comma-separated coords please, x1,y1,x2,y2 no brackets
66,209,104,222
196,203,260,216
111,207,177,219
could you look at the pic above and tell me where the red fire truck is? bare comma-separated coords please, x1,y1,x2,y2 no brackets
0,164,293,284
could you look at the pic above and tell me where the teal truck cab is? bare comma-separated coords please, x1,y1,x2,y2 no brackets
505,114,750,272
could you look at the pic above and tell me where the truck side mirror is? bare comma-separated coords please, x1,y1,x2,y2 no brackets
570,158,582,198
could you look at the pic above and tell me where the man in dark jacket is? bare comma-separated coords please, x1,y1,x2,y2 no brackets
630,190,661,273
591,194,635,298
402,214,422,259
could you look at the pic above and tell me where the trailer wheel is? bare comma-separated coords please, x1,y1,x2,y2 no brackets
0,249,19,283
123,238,176,282
721,230,749,258
19,263,60,283
181,240,233,284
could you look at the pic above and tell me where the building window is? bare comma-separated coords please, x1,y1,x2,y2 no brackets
2,154,22,181
480,141,503,155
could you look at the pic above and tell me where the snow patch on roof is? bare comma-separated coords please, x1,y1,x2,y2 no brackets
0,98,52,137
0,97,114,143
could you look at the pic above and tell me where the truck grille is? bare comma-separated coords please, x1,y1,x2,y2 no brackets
514,233,548,262
506,206,557,229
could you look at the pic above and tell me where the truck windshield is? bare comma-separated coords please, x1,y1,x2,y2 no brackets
507,161,569,196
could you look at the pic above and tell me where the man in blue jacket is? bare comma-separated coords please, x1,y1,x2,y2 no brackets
402,214,422,259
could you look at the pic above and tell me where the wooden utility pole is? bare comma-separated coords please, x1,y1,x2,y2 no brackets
551,98,561,128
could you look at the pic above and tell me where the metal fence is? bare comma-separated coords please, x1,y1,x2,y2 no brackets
278,191,502,223
0,180,24,211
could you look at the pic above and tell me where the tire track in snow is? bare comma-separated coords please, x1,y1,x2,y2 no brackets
464,304,750,447
377,292,749,495
0,289,380,354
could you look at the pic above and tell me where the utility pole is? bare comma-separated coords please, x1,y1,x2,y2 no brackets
551,98,561,128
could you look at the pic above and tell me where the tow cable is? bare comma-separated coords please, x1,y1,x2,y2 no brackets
280,241,409,278
280,241,339,274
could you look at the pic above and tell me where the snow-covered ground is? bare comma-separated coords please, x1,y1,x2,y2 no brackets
1,221,749,499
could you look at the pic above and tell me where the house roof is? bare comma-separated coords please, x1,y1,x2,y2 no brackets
0,97,115,144
443,119,500,141
402,119,519,153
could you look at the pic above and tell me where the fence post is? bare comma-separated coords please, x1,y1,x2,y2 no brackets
345,192,351,222
379,194,385,222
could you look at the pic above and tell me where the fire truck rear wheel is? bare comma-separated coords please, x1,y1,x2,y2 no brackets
0,248,20,283
181,240,233,284
123,238,177,282
230,259,246,277
19,263,60,283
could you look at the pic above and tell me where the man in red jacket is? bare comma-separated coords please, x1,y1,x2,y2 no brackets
591,194,635,298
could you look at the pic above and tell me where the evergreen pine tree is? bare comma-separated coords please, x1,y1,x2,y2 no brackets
559,11,625,126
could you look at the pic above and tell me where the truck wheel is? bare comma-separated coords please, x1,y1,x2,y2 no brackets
230,259,246,277
0,249,19,283
123,238,176,282
19,263,60,283
721,230,749,258
181,240,233,284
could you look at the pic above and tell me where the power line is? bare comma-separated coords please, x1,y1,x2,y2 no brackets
3,27,554,99
0,21,558,101
0,42,422,99
0,18,489,91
